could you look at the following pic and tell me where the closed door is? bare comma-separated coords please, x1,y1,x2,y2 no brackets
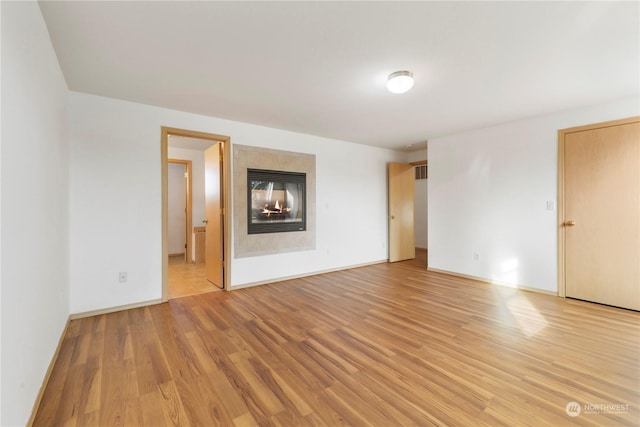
561,118,639,310
388,162,415,262
205,142,224,288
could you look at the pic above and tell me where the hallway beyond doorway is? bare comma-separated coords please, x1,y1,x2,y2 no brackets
168,256,220,299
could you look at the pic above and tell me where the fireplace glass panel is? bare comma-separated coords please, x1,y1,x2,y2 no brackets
248,169,306,234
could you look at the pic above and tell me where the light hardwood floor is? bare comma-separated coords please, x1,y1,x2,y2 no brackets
168,255,221,299
33,255,639,426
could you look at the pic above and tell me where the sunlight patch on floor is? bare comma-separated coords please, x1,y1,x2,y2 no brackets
505,294,549,337
491,257,548,337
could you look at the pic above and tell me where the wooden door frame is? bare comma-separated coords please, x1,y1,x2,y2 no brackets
168,159,193,264
161,127,231,301
557,116,639,298
388,162,416,262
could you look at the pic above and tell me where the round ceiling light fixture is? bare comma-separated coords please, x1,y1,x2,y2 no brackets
387,70,414,94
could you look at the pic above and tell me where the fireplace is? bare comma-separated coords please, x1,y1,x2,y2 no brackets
247,168,306,234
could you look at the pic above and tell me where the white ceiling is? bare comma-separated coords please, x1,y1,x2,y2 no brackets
168,135,216,151
39,1,639,150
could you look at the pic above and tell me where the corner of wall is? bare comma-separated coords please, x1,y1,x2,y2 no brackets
1,1,71,424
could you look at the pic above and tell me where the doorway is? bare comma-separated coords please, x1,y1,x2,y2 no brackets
558,116,639,311
168,159,192,264
388,157,429,268
388,162,415,262
161,127,231,301
412,160,428,268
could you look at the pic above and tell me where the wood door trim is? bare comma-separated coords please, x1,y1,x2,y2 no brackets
388,162,415,262
168,158,193,264
557,116,640,298
161,127,231,301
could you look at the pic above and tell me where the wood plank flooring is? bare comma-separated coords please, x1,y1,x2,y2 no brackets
33,256,639,426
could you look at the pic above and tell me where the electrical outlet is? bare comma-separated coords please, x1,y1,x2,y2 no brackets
474,252,480,261
546,201,554,211
119,272,128,283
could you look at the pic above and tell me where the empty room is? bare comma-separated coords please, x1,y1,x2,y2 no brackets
1,1,639,426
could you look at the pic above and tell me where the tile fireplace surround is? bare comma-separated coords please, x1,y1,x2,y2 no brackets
233,144,316,258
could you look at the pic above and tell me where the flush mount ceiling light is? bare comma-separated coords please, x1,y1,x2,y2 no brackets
387,70,414,94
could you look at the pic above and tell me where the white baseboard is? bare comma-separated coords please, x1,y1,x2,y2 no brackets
70,298,164,320
229,259,388,290
27,317,70,427
427,267,557,296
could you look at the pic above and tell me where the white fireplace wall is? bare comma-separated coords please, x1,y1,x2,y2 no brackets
231,139,404,287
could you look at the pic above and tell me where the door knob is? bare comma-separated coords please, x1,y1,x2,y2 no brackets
390,215,396,220
202,219,208,224
564,220,576,227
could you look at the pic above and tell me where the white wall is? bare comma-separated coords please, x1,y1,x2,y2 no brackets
1,2,70,425
167,163,186,255
428,96,640,292
69,92,403,313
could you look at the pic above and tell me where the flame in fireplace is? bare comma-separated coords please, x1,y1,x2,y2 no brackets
259,200,291,217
